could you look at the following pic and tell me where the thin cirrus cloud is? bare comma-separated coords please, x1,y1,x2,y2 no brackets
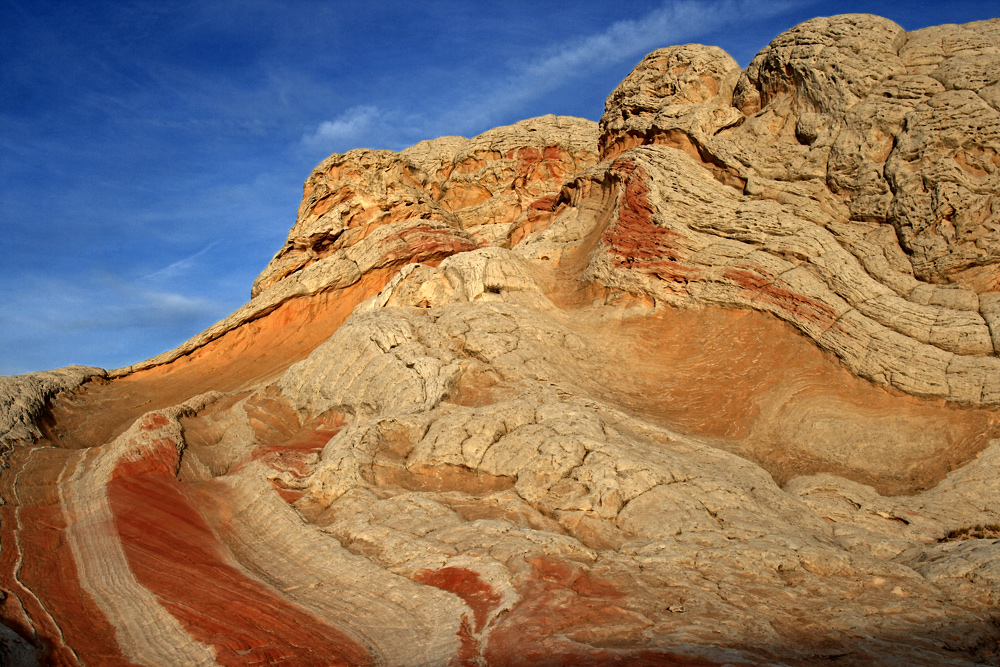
300,0,806,156
9,273,222,333
442,0,806,129
141,242,220,282
300,105,386,152
0,272,224,375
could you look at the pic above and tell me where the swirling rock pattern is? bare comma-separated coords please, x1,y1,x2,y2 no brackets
3,14,1000,667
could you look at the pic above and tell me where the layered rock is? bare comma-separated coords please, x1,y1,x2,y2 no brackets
251,116,599,297
586,14,1000,403
3,13,1000,667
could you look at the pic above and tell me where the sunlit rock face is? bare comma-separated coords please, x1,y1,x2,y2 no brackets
4,14,1000,667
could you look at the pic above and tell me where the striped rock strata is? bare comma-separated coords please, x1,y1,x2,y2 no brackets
3,13,1000,667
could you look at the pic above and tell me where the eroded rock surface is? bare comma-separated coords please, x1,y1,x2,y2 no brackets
3,14,1000,667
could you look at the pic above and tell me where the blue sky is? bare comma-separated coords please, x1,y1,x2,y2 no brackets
2,0,996,375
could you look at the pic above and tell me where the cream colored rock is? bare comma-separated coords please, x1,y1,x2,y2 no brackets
205,462,469,667
599,44,743,160
253,115,599,298
734,14,907,121
885,89,1000,285
282,280,1000,662
572,144,1000,402
59,403,222,666
0,365,103,469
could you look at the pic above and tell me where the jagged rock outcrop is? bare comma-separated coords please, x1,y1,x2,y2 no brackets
251,116,599,298
0,366,104,470
3,14,1000,667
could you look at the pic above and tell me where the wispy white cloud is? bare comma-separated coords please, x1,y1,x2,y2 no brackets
16,273,223,331
300,104,388,152
0,271,230,373
444,0,802,129
119,288,220,329
142,242,219,282
301,0,806,153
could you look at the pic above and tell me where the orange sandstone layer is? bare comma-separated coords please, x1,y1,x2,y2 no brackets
39,271,391,451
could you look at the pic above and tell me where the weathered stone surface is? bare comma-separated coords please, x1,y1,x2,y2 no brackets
3,13,1000,667
0,366,104,470
599,44,743,162
734,14,907,120
586,13,1000,403
886,89,1000,285
252,115,599,298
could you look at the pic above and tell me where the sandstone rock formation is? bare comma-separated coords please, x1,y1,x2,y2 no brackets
3,13,1000,667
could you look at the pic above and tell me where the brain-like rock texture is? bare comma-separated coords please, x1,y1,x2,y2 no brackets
3,13,1000,667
